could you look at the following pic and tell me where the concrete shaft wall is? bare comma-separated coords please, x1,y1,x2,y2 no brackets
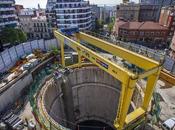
43,67,121,128
0,72,33,112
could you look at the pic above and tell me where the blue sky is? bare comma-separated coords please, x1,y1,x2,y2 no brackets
15,0,138,8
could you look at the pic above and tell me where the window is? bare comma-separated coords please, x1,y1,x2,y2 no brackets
156,32,160,35
140,31,144,35
151,32,154,35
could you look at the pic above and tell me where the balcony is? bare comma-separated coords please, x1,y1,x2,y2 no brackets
56,15,91,21
0,14,16,18
0,20,17,26
0,7,15,11
0,0,14,4
57,19,91,26
56,10,91,15
5,21,17,24
55,6,91,11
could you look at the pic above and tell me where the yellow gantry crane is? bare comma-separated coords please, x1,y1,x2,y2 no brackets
54,30,161,130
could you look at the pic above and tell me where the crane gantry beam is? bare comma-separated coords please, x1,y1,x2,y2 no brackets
76,32,159,70
54,30,161,130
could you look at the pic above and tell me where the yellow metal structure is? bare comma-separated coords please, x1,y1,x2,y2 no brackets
54,30,161,130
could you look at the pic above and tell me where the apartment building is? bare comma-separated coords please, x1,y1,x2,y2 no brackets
46,0,92,31
0,0,18,30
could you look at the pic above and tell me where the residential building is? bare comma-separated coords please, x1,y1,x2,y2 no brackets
32,16,50,39
90,4,100,29
140,0,175,22
116,3,159,22
113,19,168,45
159,6,175,41
46,0,92,31
99,6,109,23
90,4,100,19
19,8,35,16
140,0,174,6
18,8,50,39
0,0,18,31
100,6,115,23
18,8,35,39
116,3,140,21
139,4,159,22
18,15,33,38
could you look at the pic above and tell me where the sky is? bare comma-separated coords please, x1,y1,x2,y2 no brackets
15,0,138,8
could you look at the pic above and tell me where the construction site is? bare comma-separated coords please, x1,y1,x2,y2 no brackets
0,29,175,130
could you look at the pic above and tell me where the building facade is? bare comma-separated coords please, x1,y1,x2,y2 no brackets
18,8,50,40
116,3,159,22
46,0,92,31
159,6,175,42
116,3,140,21
90,4,100,20
140,0,174,6
113,20,168,46
139,4,159,22
0,0,18,31
32,16,50,39
90,4,100,29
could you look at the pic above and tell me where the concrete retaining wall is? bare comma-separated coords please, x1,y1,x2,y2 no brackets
0,72,33,112
43,67,122,128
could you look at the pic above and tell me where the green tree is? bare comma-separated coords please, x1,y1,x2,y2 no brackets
107,17,115,33
0,28,27,46
94,18,104,32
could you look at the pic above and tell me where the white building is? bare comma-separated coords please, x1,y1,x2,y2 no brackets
46,0,92,31
32,16,50,39
18,8,50,39
0,0,18,30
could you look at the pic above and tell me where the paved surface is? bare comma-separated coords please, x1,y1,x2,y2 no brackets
18,101,39,130
156,80,175,121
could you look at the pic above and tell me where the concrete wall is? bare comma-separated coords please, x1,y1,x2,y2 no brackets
0,72,33,112
0,38,59,73
43,67,121,128
69,67,121,126
44,78,67,126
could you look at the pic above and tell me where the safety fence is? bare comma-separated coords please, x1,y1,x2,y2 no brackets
0,39,59,73
85,31,175,75
1,32,175,75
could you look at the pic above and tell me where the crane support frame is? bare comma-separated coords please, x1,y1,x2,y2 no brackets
76,32,159,70
54,30,161,130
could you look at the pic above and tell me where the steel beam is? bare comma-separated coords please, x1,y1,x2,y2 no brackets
77,32,159,70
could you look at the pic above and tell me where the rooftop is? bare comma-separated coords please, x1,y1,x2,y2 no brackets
32,16,46,21
119,21,168,30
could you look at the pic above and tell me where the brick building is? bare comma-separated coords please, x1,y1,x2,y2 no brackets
113,19,168,45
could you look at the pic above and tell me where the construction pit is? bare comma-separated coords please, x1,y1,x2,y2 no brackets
36,65,143,130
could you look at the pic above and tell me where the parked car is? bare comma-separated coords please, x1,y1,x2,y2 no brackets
162,118,175,130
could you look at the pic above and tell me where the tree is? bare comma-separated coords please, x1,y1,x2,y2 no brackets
107,17,115,34
0,28,27,46
108,22,114,33
93,18,104,32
